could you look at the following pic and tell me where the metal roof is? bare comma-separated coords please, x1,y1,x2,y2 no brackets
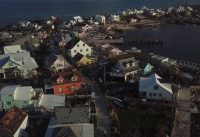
0,85,20,95
39,94,65,110
14,86,34,100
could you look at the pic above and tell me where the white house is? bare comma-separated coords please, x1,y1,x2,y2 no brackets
139,73,173,101
110,57,140,82
0,106,28,137
66,38,93,58
4,44,38,55
3,45,27,54
109,15,120,22
45,53,71,71
73,16,84,23
39,94,65,112
0,52,38,79
95,15,106,24
0,85,43,110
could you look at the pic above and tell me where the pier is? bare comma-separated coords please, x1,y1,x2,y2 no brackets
172,87,191,137
178,60,200,71
89,39,163,46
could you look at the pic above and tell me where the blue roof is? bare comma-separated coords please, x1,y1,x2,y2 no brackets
0,56,10,68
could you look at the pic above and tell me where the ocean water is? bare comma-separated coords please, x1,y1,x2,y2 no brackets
0,0,200,63
0,0,200,27
125,25,200,64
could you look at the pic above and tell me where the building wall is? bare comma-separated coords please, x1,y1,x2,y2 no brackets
54,83,82,95
1,94,14,110
70,41,92,57
1,95,38,110
14,115,28,137
124,70,140,82
51,59,65,71
77,57,95,66
140,83,173,101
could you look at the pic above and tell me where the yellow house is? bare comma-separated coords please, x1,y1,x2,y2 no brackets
73,53,96,66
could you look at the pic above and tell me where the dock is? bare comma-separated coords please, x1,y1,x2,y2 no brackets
89,39,163,46
172,87,191,137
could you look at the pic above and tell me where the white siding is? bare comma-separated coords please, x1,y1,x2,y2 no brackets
14,115,28,137
70,41,92,57
144,83,173,101
51,59,65,71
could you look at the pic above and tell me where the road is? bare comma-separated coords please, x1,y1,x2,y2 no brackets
85,76,111,137
172,87,191,137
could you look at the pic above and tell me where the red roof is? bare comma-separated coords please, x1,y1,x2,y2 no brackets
0,106,28,137
54,70,85,85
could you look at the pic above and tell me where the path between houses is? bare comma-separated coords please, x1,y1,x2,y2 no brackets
172,87,191,137
84,76,111,137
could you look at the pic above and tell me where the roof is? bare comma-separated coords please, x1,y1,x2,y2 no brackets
0,106,28,136
39,94,65,110
113,57,139,72
54,107,90,124
139,73,173,94
47,53,65,66
14,86,34,100
52,70,85,85
0,56,11,68
3,45,26,54
0,52,38,69
72,53,84,62
66,37,81,50
53,123,94,137
0,85,20,95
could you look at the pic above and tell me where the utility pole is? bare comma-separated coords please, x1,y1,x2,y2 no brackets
101,62,109,94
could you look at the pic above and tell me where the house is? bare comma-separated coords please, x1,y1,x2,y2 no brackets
4,43,38,55
109,15,120,22
110,57,141,82
66,38,93,58
95,15,106,24
53,124,94,137
139,73,173,101
38,94,65,111
3,45,27,54
149,53,177,68
73,16,84,23
53,72,85,95
0,85,43,110
44,117,94,137
54,107,90,124
0,52,38,79
0,106,28,137
73,53,96,66
45,53,71,72
143,63,154,75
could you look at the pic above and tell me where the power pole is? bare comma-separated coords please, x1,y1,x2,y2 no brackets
101,62,109,94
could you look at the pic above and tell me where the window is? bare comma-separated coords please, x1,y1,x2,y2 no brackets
74,50,77,53
154,85,159,90
8,62,13,67
77,44,79,47
80,49,83,52
59,88,63,92
159,93,162,97
6,101,11,105
153,93,156,96
86,49,89,51
83,44,85,46
149,93,152,96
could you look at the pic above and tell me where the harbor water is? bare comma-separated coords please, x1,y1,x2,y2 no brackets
124,25,200,64
0,0,200,28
